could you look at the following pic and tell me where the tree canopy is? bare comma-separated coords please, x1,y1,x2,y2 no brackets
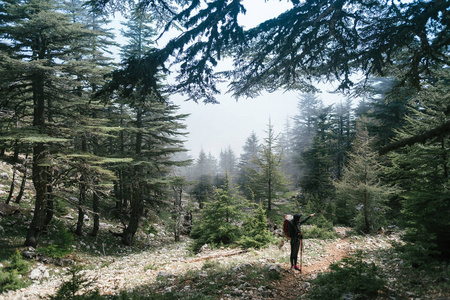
92,0,449,104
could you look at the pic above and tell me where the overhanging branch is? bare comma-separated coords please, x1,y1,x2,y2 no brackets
379,120,450,155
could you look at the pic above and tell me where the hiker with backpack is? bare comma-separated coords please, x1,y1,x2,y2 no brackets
285,213,315,271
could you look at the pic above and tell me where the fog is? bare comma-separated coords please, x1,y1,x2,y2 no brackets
172,86,346,159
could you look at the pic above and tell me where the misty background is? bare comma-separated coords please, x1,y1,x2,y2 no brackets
110,1,349,158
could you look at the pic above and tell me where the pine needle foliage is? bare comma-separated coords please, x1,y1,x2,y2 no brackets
387,70,450,258
239,203,275,249
334,121,397,233
0,251,30,293
308,251,387,300
190,174,248,252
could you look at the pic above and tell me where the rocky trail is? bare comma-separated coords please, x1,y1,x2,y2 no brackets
1,228,402,300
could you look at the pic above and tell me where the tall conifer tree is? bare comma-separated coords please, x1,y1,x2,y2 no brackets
247,120,288,211
0,0,104,246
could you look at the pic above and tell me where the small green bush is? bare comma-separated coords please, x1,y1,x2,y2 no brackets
6,250,29,274
190,182,247,252
239,204,276,249
303,225,339,239
303,215,339,239
308,251,386,299
38,224,74,258
0,250,30,293
147,225,158,235
50,265,96,300
0,269,29,293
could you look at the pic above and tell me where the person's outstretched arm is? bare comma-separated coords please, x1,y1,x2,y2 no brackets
299,213,315,225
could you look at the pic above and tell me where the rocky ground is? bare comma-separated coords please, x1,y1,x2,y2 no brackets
1,161,449,300
0,227,405,300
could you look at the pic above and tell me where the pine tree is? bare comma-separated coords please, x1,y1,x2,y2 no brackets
62,0,117,237
111,4,189,245
0,0,106,247
219,146,237,178
299,105,335,204
236,132,260,199
239,203,274,249
330,99,354,180
290,93,323,184
334,121,396,233
387,70,450,257
247,120,289,211
190,173,247,251
89,0,448,104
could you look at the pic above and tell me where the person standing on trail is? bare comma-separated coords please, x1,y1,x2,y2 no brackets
288,213,315,271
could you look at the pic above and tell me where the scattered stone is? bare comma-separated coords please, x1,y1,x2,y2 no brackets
21,249,37,259
29,266,50,281
341,292,354,300
0,172,9,179
406,291,415,297
157,271,174,279
302,282,311,290
0,203,20,215
233,263,251,272
198,271,208,278
199,244,209,253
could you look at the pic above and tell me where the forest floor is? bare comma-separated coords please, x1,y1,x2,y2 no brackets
3,225,448,300
1,158,449,300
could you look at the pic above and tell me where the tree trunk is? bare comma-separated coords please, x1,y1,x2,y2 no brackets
43,173,54,231
173,186,182,242
5,164,17,204
75,175,86,236
24,40,49,248
135,109,142,154
90,191,100,237
15,151,29,204
13,144,19,162
442,137,448,178
122,184,141,246
6,144,20,204
24,144,48,247
267,174,272,211
363,191,370,233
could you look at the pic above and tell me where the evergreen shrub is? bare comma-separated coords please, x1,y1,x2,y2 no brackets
303,215,339,239
38,224,74,258
239,204,276,249
190,179,246,252
50,265,98,300
308,251,386,299
0,250,30,293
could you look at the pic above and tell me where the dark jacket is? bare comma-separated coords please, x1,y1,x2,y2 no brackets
288,214,311,240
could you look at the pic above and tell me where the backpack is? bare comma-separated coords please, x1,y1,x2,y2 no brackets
283,214,294,238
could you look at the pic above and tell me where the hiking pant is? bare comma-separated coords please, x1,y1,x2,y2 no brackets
290,237,301,266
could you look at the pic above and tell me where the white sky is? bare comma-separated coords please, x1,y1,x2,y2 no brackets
110,1,349,158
